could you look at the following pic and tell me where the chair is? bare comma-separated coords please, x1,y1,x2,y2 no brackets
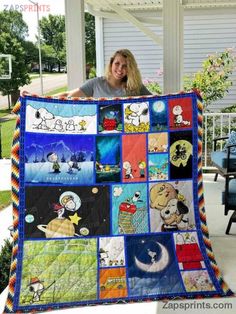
211,136,236,182
222,176,236,234
211,137,236,231
226,210,236,235
222,176,236,214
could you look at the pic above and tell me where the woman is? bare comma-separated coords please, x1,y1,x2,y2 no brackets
58,49,151,98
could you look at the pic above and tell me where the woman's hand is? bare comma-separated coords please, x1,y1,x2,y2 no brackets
20,90,31,97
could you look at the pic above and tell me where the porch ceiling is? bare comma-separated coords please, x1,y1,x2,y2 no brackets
85,0,162,13
85,0,236,13
64,0,236,93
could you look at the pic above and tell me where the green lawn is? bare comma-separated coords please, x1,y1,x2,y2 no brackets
0,109,12,118
0,119,16,158
45,85,67,96
0,190,11,211
30,72,66,80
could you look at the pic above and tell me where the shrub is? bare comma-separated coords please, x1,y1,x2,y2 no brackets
184,49,236,109
143,79,162,95
0,238,13,293
89,66,96,79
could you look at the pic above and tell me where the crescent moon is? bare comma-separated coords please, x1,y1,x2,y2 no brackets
134,242,169,272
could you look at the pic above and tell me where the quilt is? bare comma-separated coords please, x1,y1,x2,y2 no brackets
4,92,234,313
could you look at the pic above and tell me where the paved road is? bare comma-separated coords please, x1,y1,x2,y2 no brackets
0,74,67,109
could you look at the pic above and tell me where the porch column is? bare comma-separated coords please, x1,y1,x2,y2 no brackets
163,0,184,94
65,0,86,90
95,16,105,76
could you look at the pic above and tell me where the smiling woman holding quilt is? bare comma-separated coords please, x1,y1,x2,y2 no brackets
58,49,152,98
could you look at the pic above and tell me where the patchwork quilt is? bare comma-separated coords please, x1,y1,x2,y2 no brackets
5,92,233,313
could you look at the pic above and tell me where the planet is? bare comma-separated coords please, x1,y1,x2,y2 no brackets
153,101,165,113
80,227,90,236
92,187,99,194
37,218,79,238
25,214,35,223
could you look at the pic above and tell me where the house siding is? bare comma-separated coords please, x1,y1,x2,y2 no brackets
102,8,236,111
184,9,236,111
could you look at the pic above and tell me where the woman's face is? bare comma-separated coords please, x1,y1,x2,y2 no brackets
111,54,128,81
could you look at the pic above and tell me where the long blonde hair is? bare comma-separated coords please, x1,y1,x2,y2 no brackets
105,49,143,96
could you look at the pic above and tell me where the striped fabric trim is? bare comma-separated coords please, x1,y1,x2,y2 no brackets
4,100,21,312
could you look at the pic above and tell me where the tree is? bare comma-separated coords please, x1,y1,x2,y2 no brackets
0,239,13,294
85,13,96,66
39,14,66,71
0,32,31,107
41,44,57,72
22,40,39,67
0,57,9,78
39,13,96,72
0,10,30,107
0,9,28,41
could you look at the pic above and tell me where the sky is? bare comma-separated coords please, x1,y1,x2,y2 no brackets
0,0,65,41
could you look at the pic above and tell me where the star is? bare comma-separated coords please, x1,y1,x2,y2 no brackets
69,213,82,225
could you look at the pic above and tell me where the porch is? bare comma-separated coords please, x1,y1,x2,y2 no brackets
64,0,236,110
203,112,236,169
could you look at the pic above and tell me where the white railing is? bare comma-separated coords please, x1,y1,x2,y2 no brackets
203,112,236,168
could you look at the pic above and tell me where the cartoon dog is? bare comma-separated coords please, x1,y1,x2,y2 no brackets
125,102,149,126
123,161,134,179
28,277,45,303
28,277,56,303
194,272,214,291
160,198,189,231
150,183,190,231
188,271,214,291
34,107,55,130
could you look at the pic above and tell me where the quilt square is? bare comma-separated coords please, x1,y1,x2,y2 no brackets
126,234,184,297
24,133,95,184
24,185,110,238
111,183,149,235
25,99,97,134
149,99,168,131
95,135,121,183
98,103,123,133
18,239,97,306
122,134,147,182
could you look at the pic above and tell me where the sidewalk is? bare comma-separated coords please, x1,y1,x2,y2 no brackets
0,159,12,249
0,159,11,191
0,113,16,123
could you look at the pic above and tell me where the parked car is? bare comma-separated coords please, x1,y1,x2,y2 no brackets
52,66,67,73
